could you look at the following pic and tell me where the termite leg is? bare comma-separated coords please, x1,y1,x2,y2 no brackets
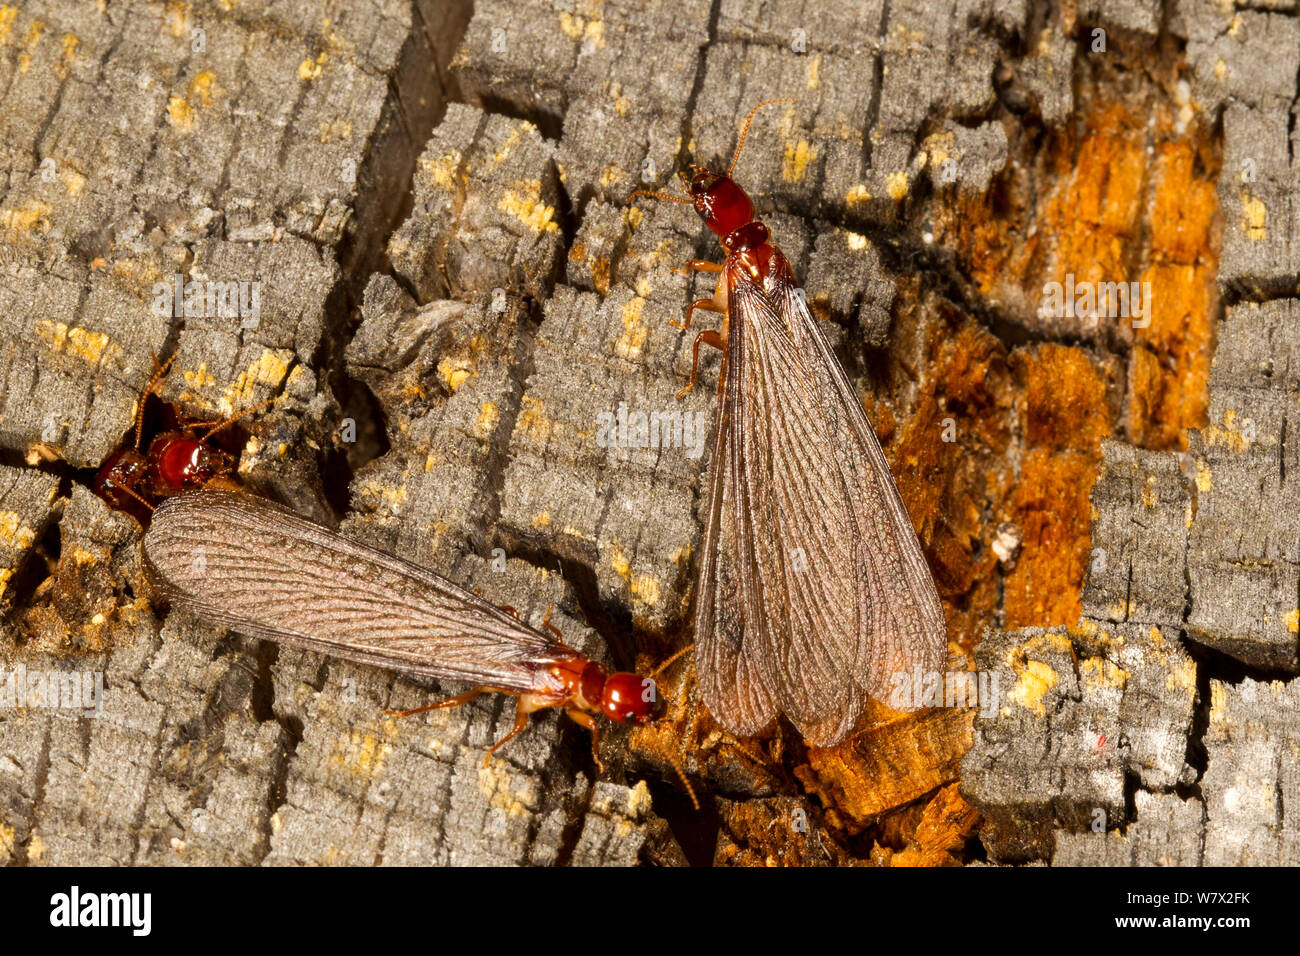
670,260,724,276
671,297,725,333
383,686,490,718
498,604,520,619
564,707,605,773
482,709,533,767
541,604,563,641
676,329,727,399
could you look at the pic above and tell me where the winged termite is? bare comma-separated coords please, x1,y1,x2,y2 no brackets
94,354,278,523
630,100,946,747
142,489,696,804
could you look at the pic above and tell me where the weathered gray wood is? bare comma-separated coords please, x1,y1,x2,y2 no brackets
5,0,1299,868
1186,299,1300,671
0,466,59,613
1,0,661,867
961,622,1197,862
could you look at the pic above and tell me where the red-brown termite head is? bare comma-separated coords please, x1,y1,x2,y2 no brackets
683,164,756,239
146,432,236,498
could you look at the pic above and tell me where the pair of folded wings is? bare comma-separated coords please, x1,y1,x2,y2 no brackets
693,265,947,747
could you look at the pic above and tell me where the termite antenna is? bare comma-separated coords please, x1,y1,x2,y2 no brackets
135,352,178,452
111,479,155,514
665,747,700,811
728,98,797,179
196,394,281,442
626,188,694,206
649,643,694,681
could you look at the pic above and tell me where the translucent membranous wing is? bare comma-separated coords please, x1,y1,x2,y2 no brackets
143,490,567,696
694,258,946,747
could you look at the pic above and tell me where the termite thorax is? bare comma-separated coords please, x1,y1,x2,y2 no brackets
547,655,662,724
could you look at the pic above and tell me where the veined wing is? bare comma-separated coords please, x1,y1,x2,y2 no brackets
695,259,946,746
143,490,568,695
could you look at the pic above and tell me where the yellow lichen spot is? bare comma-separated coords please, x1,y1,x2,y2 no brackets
328,725,395,777
167,95,195,132
422,149,462,191
1213,59,1227,81
226,351,289,408
1287,609,1299,634
498,183,559,233
1,199,52,233
0,7,16,44
34,320,116,365
22,17,41,50
26,831,44,862
615,296,647,360
1166,655,1197,694
845,185,872,206
1070,618,1101,639
559,11,585,38
1079,656,1126,690
531,511,551,530
624,205,644,229
782,139,815,183
598,164,625,190
1202,410,1255,453
635,276,653,298
1142,474,1157,508
299,52,326,81
1241,193,1266,241
475,401,499,436
166,1,188,36
0,511,35,549
0,823,14,860
806,54,821,90
1006,659,1059,717
189,70,217,107
845,231,869,251
437,357,473,392
1195,459,1212,492
1208,681,1226,725
887,171,910,201
610,548,631,580
628,780,653,816
62,167,87,197
558,11,604,46
56,32,77,76
630,573,661,607
180,362,217,390
515,395,552,440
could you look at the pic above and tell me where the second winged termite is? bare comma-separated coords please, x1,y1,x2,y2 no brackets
143,489,697,807
630,100,947,747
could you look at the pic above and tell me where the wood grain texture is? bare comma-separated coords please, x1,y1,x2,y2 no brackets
1,0,1294,866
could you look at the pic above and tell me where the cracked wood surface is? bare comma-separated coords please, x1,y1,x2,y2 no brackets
1,0,1296,866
